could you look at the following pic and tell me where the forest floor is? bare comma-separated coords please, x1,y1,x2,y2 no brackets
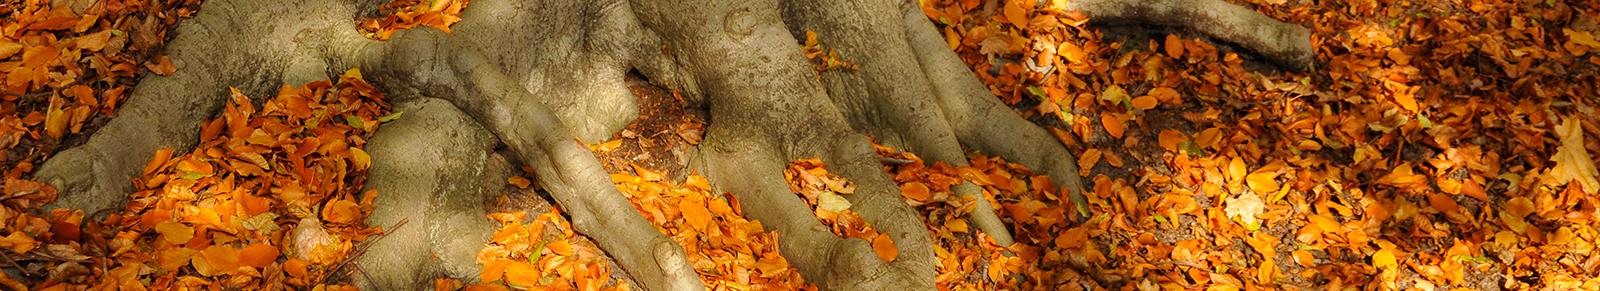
0,0,1596,290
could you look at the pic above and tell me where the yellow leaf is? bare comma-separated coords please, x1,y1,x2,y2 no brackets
1549,116,1599,194
45,108,67,140
1372,248,1397,269
350,147,371,170
946,219,969,233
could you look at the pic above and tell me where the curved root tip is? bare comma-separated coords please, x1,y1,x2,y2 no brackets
653,240,706,290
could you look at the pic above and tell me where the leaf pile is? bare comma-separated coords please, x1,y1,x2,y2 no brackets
783,158,899,262
613,166,817,291
472,209,629,291
0,68,391,290
876,143,1091,291
357,0,469,40
926,0,1600,289
0,0,199,179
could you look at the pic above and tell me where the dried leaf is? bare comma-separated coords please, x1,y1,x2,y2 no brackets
1549,116,1599,193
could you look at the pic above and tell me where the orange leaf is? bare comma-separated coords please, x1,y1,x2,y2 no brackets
679,196,713,231
144,148,175,176
464,285,509,291
1165,34,1184,58
545,240,573,256
77,30,112,51
508,176,532,189
871,234,898,262
155,221,195,245
239,243,281,267
146,55,177,76
20,46,59,69
200,244,241,275
178,159,214,175
1130,96,1159,110
480,259,513,283
1003,0,1028,26
1157,130,1187,152
321,199,362,224
503,261,540,286
1077,148,1102,177
900,182,931,202
1148,87,1180,103
0,42,20,59
0,232,38,254
1101,114,1124,138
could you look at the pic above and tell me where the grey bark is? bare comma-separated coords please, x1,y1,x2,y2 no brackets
356,97,500,289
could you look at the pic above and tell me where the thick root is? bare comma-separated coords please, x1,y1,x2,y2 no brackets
780,0,1018,247
1066,0,1314,71
356,97,500,289
360,28,707,291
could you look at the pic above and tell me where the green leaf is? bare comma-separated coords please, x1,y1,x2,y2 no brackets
179,171,212,180
529,242,545,264
1180,140,1205,156
1418,113,1433,129
345,115,363,128
377,111,404,122
1027,86,1047,100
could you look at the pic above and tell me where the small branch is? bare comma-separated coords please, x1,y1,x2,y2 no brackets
877,156,916,165
0,249,29,277
322,217,409,285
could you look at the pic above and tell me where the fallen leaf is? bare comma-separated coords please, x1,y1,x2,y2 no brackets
1101,114,1124,138
872,234,898,262
900,182,931,201
1548,116,1599,193
239,243,281,267
146,55,177,75
155,221,195,245
1164,34,1183,58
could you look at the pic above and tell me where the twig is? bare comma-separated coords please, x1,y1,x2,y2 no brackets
321,217,409,285
1152,260,1215,273
877,156,916,165
0,248,31,277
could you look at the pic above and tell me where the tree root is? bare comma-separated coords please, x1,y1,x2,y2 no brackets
355,97,499,289
1065,0,1314,71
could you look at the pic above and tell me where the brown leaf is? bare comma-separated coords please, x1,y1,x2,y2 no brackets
146,55,177,75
